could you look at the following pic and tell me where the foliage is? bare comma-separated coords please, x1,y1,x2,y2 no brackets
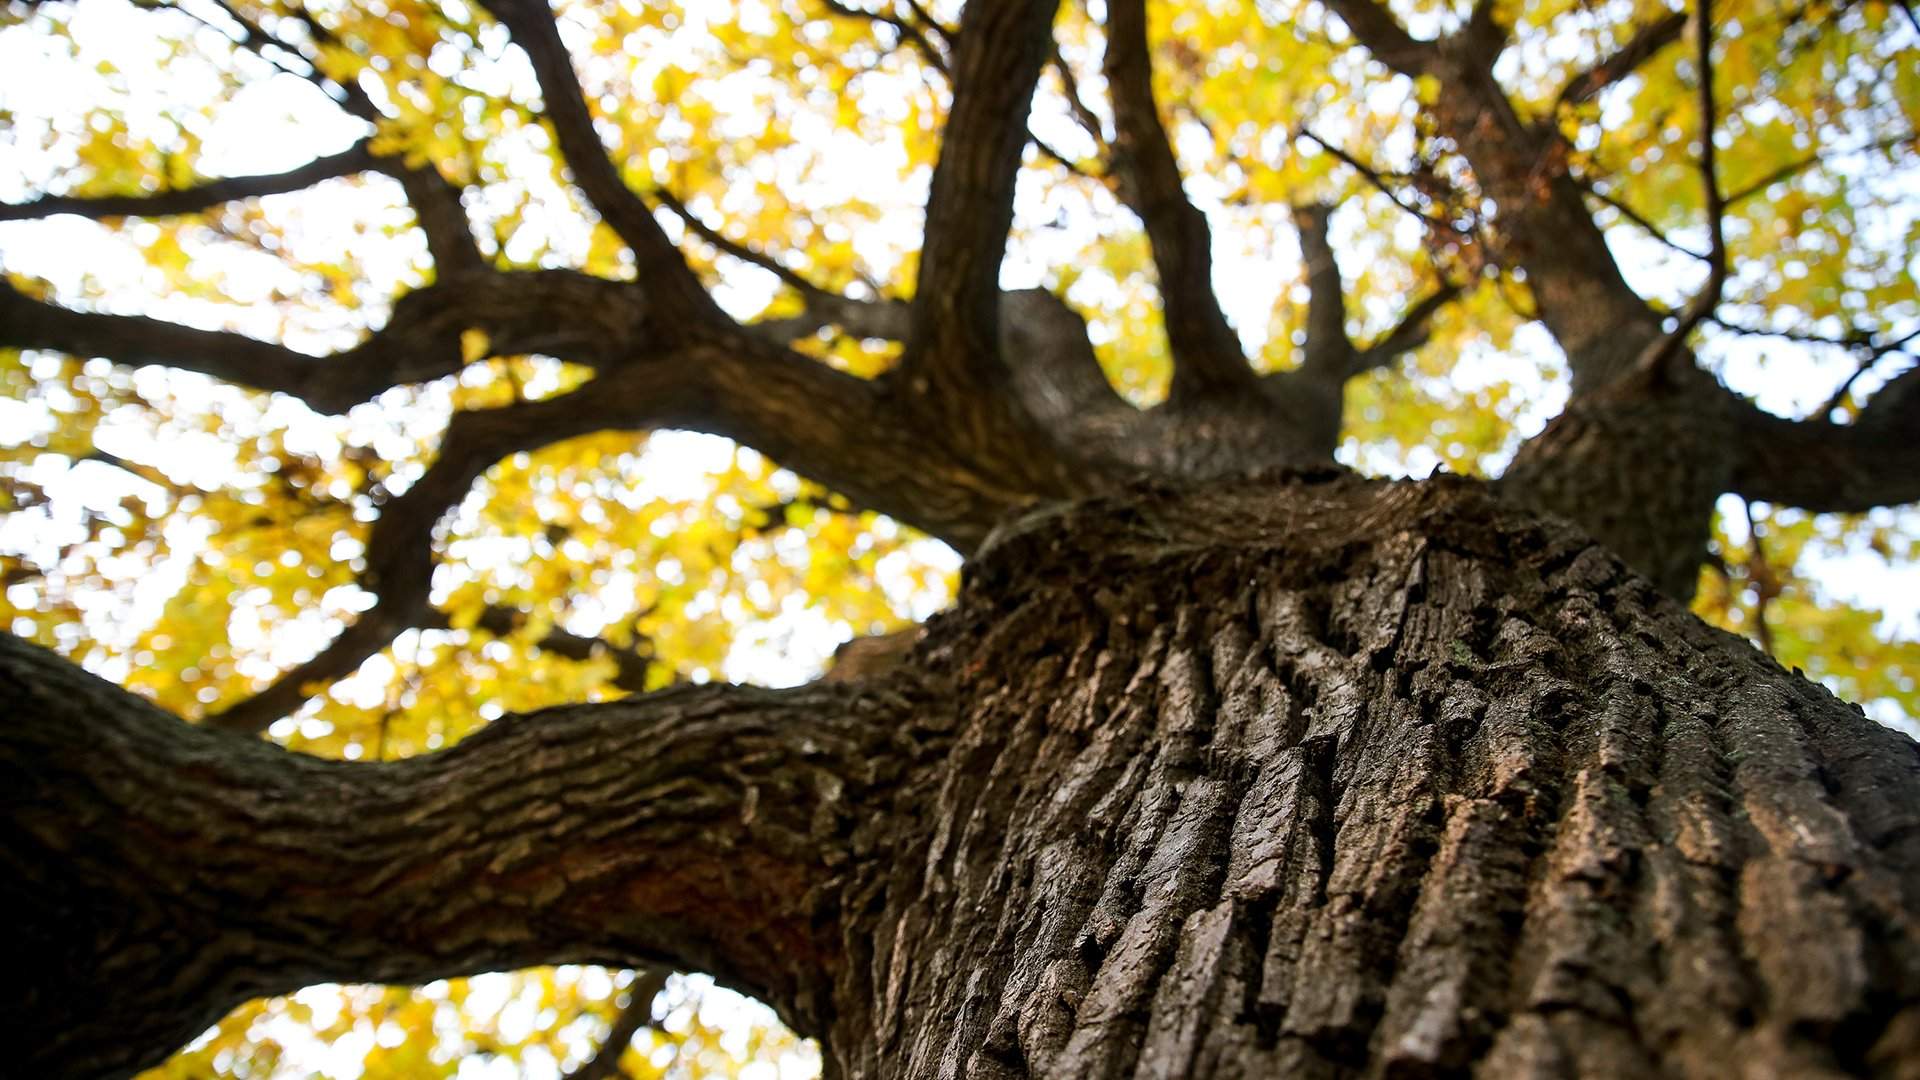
0,0,1914,1072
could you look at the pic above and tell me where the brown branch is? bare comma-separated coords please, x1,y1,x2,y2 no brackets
822,0,953,74
1294,128,1465,236
1723,133,1916,207
1630,0,1726,382
895,0,1068,461
1290,204,1358,383
562,968,673,1080
1319,0,1437,76
1050,43,1108,153
450,606,655,694
0,270,647,414
1458,0,1509,69
1102,0,1252,401
0,143,378,222
1352,280,1463,373
1555,11,1688,112
653,191,914,341
1578,179,1710,260
1731,361,1920,513
206,385,655,734
474,0,725,325
2,629,915,1077
392,163,487,277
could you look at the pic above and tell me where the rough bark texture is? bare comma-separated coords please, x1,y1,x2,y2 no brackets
807,475,1920,1079
7,475,1919,1078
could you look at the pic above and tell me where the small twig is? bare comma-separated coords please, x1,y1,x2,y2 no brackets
1723,133,1916,206
1578,180,1709,260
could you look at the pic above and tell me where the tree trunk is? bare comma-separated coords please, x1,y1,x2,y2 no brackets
6,474,1920,1078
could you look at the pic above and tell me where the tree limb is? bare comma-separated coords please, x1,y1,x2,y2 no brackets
563,968,673,1080
1102,0,1253,401
1320,0,1436,76
1731,362,1920,513
205,384,658,734
0,270,648,414
1290,203,1358,384
0,143,378,222
0,629,932,1078
1555,11,1688,112
654,189,912,341
473,0,725,325
1629,0,1726,381
1352,279,1463,374
1723,133,1917,207
889,0,1082,490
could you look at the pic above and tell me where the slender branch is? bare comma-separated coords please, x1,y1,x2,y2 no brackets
0,143,377,222
451,605,655,693
1578,179,1710,260
1102,0,1252,400
473,0,725,325
206,386,655,734
1555,11,1688,112
1629,0,1726,381
0,270,648,414
1049,42,1109,153
823,0,952,74
1352,280,1463,373
654,191,914,341
1723,133,1916,207
563,968,673,1080
1294,128,1465,235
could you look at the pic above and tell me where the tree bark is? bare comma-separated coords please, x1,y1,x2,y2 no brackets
7,475,1920,1078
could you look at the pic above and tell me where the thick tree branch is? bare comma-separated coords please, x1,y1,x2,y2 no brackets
1731,363,1920,513
0,143,378,222
0,630,932,1079
1325,0,1667,392
1555,11,1688,112
474,0,725,325
1321,0,1436,76
392,163,487,277
900,0,1061,417
1290,204,1358,384
1102,0,1252,401
1458,0,1510,69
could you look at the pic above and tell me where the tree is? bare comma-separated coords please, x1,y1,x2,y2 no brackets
1,0,1918,1073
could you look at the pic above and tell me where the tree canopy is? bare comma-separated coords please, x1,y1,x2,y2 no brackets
1,0,1916,1072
